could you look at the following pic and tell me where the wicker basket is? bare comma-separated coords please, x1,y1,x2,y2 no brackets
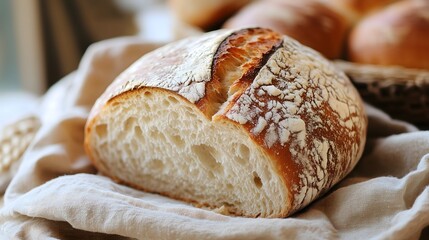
0,116,40,174
334,61,429,128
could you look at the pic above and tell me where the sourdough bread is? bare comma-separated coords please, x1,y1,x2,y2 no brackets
85,28,367,218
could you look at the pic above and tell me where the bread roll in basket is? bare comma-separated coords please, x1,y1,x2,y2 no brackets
85,28,367,218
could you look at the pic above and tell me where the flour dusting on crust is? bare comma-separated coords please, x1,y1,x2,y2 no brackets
221,36,366,212
89,29,235,121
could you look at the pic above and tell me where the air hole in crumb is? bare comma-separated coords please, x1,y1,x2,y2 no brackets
148,158,164,171
139,114,151,124
149,130,166,142
253,171,263,189
134,126,144,142
171,135,185,148
167,96,179,104
95,124,107,138
110,101,121,107
162,99,170,107
124,117,137,131
226,183,233,190
142,103,150,110
236,144,250,165
191,144,222,171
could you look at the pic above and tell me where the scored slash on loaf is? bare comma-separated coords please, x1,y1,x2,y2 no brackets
85,28,367,218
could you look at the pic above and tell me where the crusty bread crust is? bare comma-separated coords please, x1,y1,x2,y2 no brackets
348,0,429,70
169,0,251,30
85,28,367,218
223,0,348,59
326,0,399,24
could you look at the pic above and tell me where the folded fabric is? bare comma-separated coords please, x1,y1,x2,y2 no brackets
0,36,428,240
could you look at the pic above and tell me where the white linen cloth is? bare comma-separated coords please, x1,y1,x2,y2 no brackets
0,36,428,240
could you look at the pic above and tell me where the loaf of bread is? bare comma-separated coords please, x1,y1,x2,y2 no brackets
84,28,367,218
325,0,399,24
347,0,429,70
169,0,251,30
223,0,348,59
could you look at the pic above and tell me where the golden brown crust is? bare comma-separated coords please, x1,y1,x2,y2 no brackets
169,0,251,30
223,0,348,59
348,0,429,70
326,0,399,24
201,28,283,117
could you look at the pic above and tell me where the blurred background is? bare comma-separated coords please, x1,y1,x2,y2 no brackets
0,0,171,95
0,0,20,93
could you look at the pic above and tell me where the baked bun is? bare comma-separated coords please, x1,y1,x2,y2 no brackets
325,0,399,24
223,0,348,59
169,0,251,30
348,0,429,70
85,28,367,218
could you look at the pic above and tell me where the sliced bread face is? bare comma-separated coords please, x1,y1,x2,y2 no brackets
85,28,367,218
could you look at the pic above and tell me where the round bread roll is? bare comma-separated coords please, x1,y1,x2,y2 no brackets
348,0,429,70
324,0,400,24
169,0,251,30
85,28,367,218
223,0,348,59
